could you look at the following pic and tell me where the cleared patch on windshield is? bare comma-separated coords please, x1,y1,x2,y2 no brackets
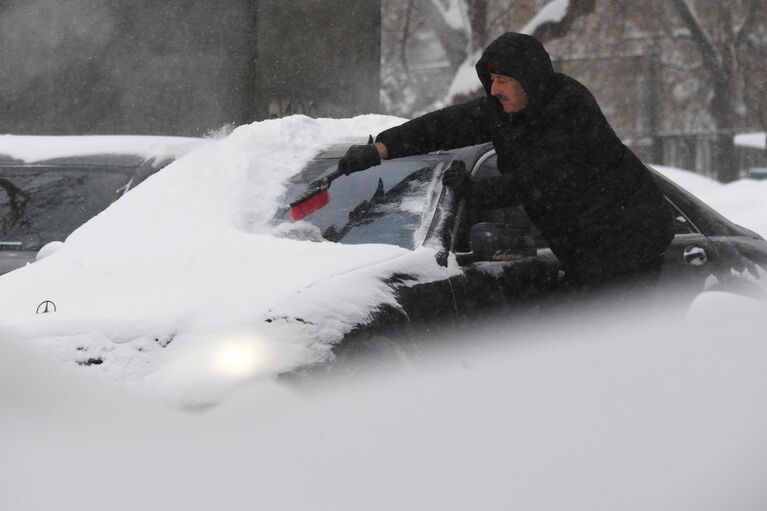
335,172,433,248
275,158,443,249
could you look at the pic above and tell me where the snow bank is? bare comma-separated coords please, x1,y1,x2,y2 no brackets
652,164,724,195
3,293,767,511
735,132,766,150
654,164,767,238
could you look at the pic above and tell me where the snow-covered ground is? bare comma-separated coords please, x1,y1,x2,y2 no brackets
734,131,766,151
653,164,767,237
3,291,767,511
2,116,767,510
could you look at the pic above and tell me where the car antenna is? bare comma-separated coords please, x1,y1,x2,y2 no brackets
289,135,375,221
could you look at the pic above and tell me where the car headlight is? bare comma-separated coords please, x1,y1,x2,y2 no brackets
210,335,270,378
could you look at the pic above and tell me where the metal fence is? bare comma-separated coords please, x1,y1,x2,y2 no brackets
554,54,765,179
629,133,766,180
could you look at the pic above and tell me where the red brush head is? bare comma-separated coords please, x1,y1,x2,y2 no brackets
290,190,329,221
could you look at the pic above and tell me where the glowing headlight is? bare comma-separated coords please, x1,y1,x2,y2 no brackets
210,336,268,378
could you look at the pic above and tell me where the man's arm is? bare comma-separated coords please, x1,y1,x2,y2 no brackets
375,97,499,160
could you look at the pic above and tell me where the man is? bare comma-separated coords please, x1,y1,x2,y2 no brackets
338,32,674,290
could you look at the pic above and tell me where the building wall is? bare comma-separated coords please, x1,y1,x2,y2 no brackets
0,0,380,136
254,0,381,119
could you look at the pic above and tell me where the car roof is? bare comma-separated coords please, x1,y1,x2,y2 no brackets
0,135,206,168
0,153,150,168
313,142,371,159
314,142,469,160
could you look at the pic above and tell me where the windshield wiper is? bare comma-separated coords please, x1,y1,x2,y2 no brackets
322,178,386,242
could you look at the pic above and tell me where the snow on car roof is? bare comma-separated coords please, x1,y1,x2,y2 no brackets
0,134,207,165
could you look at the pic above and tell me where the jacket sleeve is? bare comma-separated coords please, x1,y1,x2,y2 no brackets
375,98,498,159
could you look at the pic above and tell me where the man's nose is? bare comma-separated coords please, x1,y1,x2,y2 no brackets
490,82,499,96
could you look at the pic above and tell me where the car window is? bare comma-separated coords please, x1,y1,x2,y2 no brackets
465,153,548,251
666,199,699,235
277,156,447,249
0,167,131,251
651,170,743,237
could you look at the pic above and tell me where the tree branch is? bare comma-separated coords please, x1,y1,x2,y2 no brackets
420,0,469,68
670,0,724,77
734,0,760,48
401,0,415,80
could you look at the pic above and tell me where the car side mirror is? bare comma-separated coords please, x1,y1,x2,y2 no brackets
470,222,538,261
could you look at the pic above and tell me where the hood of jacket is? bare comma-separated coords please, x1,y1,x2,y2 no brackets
475,33,556,120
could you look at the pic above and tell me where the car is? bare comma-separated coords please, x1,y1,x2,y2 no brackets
1,118,765,388
276,141,767,370
0,135,206,276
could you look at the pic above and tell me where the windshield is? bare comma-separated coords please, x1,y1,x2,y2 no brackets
0,166,132,251
276,156,448,249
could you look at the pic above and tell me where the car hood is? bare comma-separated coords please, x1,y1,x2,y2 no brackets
0,240,455,403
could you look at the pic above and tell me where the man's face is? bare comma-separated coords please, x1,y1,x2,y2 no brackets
490,74,528,113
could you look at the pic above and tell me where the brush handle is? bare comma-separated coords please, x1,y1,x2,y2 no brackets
289,167,344,207
324,168,344,183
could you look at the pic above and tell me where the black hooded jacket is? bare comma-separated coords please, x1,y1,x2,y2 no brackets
376,33,674,282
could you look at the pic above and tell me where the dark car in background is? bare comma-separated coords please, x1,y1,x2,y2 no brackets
0,135,205,276
278,142,767,366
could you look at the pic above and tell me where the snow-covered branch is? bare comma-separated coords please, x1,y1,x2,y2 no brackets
520,0,570,36
527,0,594,42
428,0,469,32
442,0,594,105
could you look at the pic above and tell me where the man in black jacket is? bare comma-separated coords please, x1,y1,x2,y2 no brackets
339,32,674,290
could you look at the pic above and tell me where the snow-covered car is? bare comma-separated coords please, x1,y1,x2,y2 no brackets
0,135,206,276
0,117,765,401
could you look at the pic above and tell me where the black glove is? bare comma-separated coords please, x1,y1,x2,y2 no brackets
442,161,474,200
338,143,381,175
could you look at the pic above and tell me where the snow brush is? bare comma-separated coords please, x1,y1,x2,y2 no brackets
289,167,344,221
